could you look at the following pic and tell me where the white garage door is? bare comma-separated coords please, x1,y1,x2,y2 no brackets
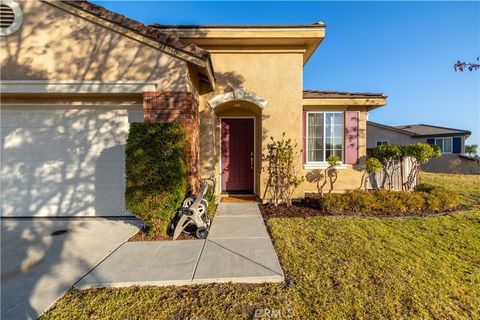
1,106,143,217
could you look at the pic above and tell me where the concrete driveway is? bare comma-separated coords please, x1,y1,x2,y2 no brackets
1,218,140,320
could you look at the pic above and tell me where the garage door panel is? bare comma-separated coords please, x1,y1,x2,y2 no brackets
1,109,76,128
1,107,138,217
1,191,98,217
1,159,124,187
2,132,125,162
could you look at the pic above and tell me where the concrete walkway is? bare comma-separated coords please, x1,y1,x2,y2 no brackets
76,202,284,288
1,218,141,320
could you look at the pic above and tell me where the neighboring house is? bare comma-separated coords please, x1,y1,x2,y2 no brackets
367,121,478,173
0,0,386,217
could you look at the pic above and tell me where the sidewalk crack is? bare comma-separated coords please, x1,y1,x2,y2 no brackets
191,239,207,281
208,239,284,277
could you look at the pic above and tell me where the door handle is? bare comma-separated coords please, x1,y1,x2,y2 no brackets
250,152,254,170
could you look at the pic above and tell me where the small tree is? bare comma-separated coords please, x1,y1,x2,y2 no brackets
372,144,402,190
360,157,383,190
305,155,341,197
263,133,304,206
465,144,478,157
402,143,441,190
326,155,341,194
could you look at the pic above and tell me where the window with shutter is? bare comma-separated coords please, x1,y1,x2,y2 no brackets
434,137,453,153
304,111,344,164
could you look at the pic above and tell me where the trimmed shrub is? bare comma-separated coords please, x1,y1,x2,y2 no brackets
319,188,461,216
361,157,383,190
125,122,188,235
372,144,402,189
414,183,445,193
402,143,441,190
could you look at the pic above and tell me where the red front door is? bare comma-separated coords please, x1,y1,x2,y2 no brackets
221,118,254,193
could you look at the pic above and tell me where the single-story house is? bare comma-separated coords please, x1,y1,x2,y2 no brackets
367,121,479,173
1,0,386,217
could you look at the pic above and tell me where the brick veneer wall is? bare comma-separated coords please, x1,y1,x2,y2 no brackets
143,91,199,191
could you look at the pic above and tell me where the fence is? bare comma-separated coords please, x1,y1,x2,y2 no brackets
368,157,416,191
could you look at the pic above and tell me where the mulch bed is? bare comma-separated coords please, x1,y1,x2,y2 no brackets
260,200,330,219
128,230,197,242
259,196,456,220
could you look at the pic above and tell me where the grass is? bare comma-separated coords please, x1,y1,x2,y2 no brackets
43,173,480,319
419,172,480,207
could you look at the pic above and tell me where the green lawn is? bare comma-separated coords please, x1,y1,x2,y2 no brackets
43,174,480,319
419,172,480,207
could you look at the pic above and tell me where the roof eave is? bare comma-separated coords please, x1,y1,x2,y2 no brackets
367,121,414,135
303,97,387,108
412,132,471,138
152,25,326,65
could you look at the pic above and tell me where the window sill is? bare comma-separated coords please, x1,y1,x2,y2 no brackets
303,163,351,170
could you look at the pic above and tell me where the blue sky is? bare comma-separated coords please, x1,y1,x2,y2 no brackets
96,1,480,145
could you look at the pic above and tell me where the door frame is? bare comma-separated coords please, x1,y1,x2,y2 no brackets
219,116,256,194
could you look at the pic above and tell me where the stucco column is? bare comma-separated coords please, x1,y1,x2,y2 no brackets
143,91,199,192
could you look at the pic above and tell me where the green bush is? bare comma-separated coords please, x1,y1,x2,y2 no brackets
365,157,383,174
414,183,445,193
319,188,461,216
372,144,402,160
372,144,402,189
360,157,383,190
125,122,188,235
402,144,441,190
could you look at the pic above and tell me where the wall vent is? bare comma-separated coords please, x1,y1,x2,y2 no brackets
0,4,14,29
0,0,22,37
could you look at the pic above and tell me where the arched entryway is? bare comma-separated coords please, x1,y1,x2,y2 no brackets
207,88,267,195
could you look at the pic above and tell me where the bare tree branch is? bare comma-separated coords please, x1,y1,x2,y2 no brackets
454,57,480,72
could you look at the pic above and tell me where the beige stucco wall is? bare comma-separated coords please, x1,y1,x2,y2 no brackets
0,1,189,91
197,49,375,197
198,51,304,197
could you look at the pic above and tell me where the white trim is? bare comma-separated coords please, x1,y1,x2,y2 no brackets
208,88,267,109
303,98,386,107
219,116,256,195
305,111,344,165
0,0,23,37
303,163,350,170
435,137,453,154
209,48,307,54
0,80,158,94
